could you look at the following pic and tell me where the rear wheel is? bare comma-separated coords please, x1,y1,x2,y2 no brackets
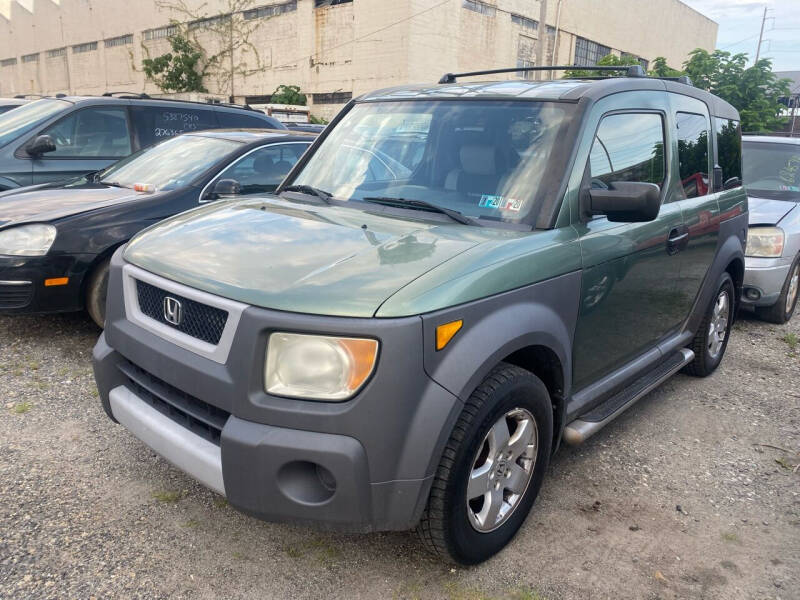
85,257,110,328
417,363,553,565
684,272,734,377
755,255,800,325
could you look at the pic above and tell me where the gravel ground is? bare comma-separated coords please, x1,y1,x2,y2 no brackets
1,309,798,600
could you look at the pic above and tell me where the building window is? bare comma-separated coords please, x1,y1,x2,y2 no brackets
21,53,39,63
46,48,67,58
574,37,611,66
463,0,495,17
312,91,352,105
511,14,538,31
517,35,536,80
143,25,178,41
188,14,232,31
622,53,649,71
314,0,353,6
244,0,297,20
105,34,133,48
0,58,16,67
73,41,98,54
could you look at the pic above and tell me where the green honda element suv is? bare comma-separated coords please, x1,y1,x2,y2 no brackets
93,66,747,565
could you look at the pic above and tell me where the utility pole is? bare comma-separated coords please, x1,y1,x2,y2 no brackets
754,6,767,64
536,0,548,80
229,15,235,102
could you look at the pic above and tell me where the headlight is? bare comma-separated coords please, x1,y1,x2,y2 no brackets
265,332,379,401
746,226,785,258
0,224,57,256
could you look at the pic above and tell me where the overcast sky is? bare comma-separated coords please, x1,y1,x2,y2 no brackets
680,0,799,72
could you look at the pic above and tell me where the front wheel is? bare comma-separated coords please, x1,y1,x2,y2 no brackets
755,255,800,324
85,257,111,329
684,271,735,377
417,363,553,565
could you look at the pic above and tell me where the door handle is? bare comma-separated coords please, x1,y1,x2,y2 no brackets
667,227,689,254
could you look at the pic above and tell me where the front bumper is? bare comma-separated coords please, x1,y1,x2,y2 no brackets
742,255,792,306
93,251,462,531
0,253,89,314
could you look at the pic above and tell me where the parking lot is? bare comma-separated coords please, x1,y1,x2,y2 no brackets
0,310,797,600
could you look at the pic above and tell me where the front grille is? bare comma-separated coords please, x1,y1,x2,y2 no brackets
136,280,228,345
0,282,33,309
118,360,230,445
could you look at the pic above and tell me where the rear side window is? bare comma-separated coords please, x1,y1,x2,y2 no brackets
676,112,710,199
131,106,218,148
216,110,277,129
589,113,666,189
41,107,131,158
715,117,742,190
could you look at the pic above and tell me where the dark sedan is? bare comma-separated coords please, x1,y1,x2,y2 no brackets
0,128,315,326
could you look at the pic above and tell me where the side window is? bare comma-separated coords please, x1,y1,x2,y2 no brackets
130,106,218,149
41,107,131,158
715,117,742,190
216,111,273,129
589,113,665,190
676,112,710,199
208,143,310,198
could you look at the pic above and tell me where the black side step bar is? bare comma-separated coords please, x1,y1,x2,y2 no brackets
563,348,694,445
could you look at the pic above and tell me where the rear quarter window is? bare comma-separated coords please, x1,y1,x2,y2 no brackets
131,106,218,148
715,117,742,190
676,112,710,199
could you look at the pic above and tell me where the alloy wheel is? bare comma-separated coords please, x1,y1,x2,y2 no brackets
707,289,730,359
466,408,538,533
786,264,799,316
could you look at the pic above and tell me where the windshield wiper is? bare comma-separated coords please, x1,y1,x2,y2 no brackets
361,196,480,226
280,184,333,205
102,181,127,188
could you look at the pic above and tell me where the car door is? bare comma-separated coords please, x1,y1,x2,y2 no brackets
200,141,312,201
31,106,133,184
571,94,686,390
669,95,720,315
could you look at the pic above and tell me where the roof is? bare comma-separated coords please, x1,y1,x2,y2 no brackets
743,135,800,146
186,129,317,143
36,95,263,113
359,77,740,120
0,97,28,106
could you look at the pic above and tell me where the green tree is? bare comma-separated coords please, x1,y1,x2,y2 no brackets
648,56,682,78
683,49,790,132
271,84,307,106
564,53,640,78
142,33,208,93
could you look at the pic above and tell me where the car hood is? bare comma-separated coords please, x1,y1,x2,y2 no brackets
747,195,797,226
0,184,145,228
124,196,489,317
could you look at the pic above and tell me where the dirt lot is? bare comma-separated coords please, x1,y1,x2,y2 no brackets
1,309,798,600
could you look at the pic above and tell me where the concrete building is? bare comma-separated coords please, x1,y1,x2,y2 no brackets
0,0,718,119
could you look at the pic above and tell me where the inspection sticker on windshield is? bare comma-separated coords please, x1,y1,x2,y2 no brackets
479,195,522,212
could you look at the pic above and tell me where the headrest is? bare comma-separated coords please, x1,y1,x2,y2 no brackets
253,154,279,175
460,144,496,175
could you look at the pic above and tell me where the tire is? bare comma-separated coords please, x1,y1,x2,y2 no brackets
754,254,800,325
417,363,553,565
683,272,735,377
85,257,111,329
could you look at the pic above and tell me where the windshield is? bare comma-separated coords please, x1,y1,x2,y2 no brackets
0,98,71,149
291,100,573,224
99,134,241,191
742,141,800,201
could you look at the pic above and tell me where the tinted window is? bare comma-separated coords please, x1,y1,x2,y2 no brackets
217,110,281,129
676,112,710,199
130,106,217,148
0,105,20,115
715,117,742,190
210,142,309,196
42,107,131,157
742,141,800,200
590,113,665,189
0,99,71,149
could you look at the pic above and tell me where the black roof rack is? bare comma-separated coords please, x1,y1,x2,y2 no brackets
13,94,46,99
438,64,647,84
102,91,151,98
97,92,256,112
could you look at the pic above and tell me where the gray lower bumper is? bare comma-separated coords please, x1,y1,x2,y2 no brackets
742,256,791,306
109,385,225,495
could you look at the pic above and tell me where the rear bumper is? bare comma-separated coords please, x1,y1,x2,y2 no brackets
742,255,791,306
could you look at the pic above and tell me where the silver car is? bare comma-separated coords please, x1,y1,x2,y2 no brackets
741,135,800,323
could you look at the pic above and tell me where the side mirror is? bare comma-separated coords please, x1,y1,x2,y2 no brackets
589,181,661,223
712,164,723,192
211,179,241,199
26,134,56,157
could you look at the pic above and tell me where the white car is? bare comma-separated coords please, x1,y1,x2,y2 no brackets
741,135,800,323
